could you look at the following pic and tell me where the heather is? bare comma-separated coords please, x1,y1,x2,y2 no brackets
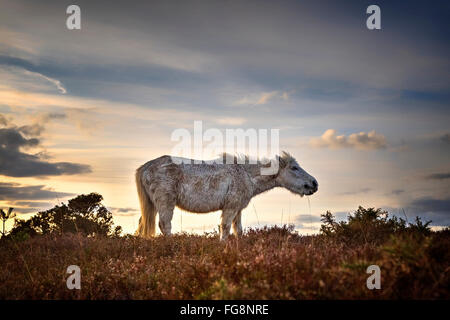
0,204,448,299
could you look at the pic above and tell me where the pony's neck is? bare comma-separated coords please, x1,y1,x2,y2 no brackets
252,175,280,196
244,164,280,196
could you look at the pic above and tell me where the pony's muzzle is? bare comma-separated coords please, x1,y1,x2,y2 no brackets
304,179,318,195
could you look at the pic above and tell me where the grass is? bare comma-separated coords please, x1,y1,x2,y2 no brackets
0,225,448,299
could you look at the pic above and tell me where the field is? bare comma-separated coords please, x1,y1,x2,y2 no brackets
0,225,449,300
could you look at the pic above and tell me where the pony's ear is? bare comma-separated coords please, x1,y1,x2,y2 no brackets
282,151,294,161
277,155,287,168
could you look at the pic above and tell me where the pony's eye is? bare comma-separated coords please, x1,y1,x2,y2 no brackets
291,167,298,171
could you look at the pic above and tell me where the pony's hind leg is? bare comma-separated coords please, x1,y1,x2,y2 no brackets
220,209,238,241
232,211,243,237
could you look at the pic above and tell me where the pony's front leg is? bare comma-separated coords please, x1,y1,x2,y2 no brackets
232,211,243,237
158,208,174,236
220,209,238,241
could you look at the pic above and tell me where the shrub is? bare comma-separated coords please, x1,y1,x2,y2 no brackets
8,193,122,239
320,206,431,245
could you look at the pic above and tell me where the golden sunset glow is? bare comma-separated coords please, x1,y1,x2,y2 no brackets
1,0,449,237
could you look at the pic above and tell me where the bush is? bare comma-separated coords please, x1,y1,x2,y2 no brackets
320,206,431,245
8,193,122,239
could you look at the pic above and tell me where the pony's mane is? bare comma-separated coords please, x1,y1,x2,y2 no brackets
216,151,296,166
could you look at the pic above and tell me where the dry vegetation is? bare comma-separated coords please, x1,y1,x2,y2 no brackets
0,220,449,299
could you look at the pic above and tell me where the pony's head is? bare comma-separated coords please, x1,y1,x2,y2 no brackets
275,151,318,196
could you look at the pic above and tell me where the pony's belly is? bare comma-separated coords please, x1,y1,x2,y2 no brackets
177,183,226,213
176,202,220,214
176,198,223,213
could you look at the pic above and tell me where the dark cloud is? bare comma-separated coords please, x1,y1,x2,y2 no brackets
426,173,450,180
0,125,91,177
3,195,67,215
1,0,449,117
0,55,207,95
398,197,450,226
440,133,450,144
0,182,74,201
0,127,39,148
13,200,52,208
10,208,39,214
392,189,405,195
10,201,54,214
409,197,450,214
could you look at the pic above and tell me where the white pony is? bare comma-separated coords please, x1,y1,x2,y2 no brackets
135,152,318,240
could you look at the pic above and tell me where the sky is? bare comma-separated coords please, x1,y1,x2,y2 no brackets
0,0,449,235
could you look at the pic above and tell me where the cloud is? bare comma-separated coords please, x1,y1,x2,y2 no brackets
405,197,450,226
0,64,67,95
17,123,45,136
2,111,66,137
0,121,91,177
4,0,448,93
392,189,405,195
0,182,74,201
294,212,351,231
440,133,450,144
64,108,101,134
109,207,139,216
13,200,52,207
216,117,246,125
386,197,450,226
23,69,67,94
409,197,450,213
235,91,288,106
35,112,67,123
0,127,39,148
294,214,322,224
9,200,54,214
257,91,279,105
330,211,352,222
0,114,8,126
310,129,387,150
17,112,66,137
340,188,371,195
25,109,95,135
426,173,450,180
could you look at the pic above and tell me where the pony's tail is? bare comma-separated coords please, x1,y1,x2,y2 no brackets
135,165,157,238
